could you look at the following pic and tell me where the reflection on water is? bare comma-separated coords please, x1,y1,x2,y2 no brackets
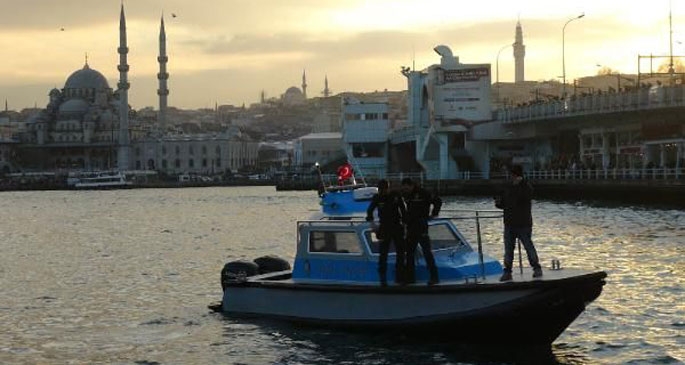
0,187,683,364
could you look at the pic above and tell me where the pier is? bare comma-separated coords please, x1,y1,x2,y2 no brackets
276,168,685,207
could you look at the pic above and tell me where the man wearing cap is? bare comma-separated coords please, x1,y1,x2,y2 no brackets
401,178,442,285
366,179,406,287
495,164,542,281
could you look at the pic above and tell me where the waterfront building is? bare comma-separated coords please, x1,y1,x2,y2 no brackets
0,116,18,174
392,45,492,179
16,5,137,171
257,141,294,172
341,99,389,177
18,61,139,170
132,133,258,175
294,132,343,167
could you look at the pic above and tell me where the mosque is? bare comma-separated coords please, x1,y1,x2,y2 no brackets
17,4,258,175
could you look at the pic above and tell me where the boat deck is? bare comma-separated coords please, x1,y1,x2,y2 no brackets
249,267,605,289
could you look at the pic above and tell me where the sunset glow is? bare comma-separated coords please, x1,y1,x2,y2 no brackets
0,0,681,109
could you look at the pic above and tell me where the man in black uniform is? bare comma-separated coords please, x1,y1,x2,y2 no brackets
401,178,442,285
366,179,406,286
495,165,542,281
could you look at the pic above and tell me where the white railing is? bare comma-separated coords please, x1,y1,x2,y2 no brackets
489,167,685,181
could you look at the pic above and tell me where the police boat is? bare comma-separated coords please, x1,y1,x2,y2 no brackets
217,172,606,345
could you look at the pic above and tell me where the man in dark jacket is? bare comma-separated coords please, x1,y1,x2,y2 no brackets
401,178,442,285
495,165,542,281
366,179,406,286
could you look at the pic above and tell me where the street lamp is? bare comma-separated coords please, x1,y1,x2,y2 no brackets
562,13,585,98
496,43,513,104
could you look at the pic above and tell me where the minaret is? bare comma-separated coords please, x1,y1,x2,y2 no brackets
157,15,169,132
323,75,330,97
513,20,526,83
117,3,130,170
301,69,307,99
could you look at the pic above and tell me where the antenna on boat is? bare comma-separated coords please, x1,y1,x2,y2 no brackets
314,162,326,195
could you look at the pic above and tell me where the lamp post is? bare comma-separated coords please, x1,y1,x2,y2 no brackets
496,43,513,104
562,13,585,98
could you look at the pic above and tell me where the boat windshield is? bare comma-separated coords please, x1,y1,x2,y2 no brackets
365,221,467,254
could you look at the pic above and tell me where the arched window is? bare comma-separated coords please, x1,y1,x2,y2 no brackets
189,146,194,155
215,146,221,155
162,146,167,155
202,145,207,155
175,146,180,155
189,159,195,168
175,159,181,168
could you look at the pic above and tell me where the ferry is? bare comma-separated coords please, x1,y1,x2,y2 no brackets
216,166,607,345
71,171,132,189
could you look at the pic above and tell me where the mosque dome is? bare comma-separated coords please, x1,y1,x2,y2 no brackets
282,86,305,105
64,64,110,90
285,87,302,95
58,98,90,115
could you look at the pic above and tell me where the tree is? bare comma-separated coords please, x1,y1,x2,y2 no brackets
657,58,685,73
597,66,618,75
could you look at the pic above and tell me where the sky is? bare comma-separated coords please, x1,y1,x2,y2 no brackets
0,0,683,110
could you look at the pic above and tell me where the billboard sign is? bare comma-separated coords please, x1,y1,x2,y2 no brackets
433,64,492,122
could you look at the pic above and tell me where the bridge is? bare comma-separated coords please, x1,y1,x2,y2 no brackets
494,84,685,124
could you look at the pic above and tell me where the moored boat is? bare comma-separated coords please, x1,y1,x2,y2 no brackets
70,171,132,189
216,170,606,345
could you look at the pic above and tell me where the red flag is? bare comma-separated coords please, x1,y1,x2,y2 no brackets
337,163,353,184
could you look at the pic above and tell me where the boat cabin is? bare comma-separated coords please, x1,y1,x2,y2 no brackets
292,218,502,284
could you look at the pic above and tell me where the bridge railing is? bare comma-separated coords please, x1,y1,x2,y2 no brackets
495,85,685,123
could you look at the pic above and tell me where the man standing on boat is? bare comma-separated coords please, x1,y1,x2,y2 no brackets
401,178,442,285
495,165,543,281
366,179,406,287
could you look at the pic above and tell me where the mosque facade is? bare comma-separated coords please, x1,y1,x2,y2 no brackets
14,4,258,175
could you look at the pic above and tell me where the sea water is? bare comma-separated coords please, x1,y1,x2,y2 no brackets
0,186,682,364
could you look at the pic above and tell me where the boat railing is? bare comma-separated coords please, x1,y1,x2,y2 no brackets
440,209,503,279
298,217,369,225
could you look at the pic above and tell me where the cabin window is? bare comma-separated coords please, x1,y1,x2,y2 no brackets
309,231,362,254
428,223,467,250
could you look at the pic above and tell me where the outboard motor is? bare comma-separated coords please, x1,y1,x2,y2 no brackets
221,260,259,290
254,255,291,274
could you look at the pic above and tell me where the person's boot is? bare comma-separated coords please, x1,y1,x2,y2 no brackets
499,271,513,282
379,272,387,287
533,267,543,278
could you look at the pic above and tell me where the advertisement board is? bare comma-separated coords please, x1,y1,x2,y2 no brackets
433,65,492,122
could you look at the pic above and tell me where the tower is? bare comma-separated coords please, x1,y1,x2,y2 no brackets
302,69,307,99
157,15,169,132
117,3,130,170
513,20,526,83
323,75,330,97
